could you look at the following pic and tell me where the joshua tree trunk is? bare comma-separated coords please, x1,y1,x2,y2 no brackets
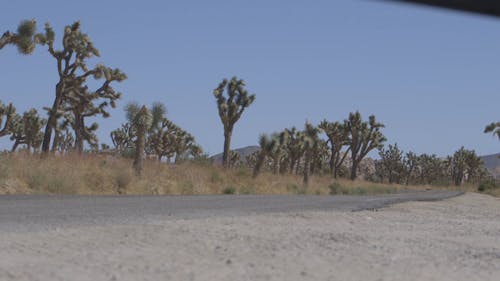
350,160,359,180
74,120,84,154
289,158,296,174
329,149,335,176
51,132,60,152
133,127,146,176
222,128,232,168
303,152,311,186
272,156,280,174
11,141,19,152
42,83,64,154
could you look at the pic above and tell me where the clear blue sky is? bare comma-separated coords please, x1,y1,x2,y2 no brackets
1,0,499,156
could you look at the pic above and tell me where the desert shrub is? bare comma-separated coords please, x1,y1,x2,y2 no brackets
353,187,368,195
286,183,299,193
296,187,307,195
285,183,306,194
121,147,135,159
27,169,76,194
116,170,133,192
328,182,353,195
478,180,499,192
222,186,236,194
328,182,342,195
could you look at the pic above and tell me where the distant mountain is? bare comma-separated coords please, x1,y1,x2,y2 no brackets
210,145,260,164
481,153,500,179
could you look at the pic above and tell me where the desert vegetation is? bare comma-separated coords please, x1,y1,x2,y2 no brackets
1,19,498,196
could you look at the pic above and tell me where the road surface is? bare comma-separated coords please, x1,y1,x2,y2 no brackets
3,190,498,281
0,190,462,231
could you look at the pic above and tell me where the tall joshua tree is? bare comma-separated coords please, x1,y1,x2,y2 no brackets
484,122,500,141
125,103,152,176
213,77,256,168
1,19,38,54
318,120,350,178
302,122,319,186
345,111,386,180
34,21,126,154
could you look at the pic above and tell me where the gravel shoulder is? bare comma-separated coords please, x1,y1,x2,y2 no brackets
1,192,499,281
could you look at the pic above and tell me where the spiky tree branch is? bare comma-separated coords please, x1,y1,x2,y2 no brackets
484,122,500,140
1,20,39,54
0,101,16,138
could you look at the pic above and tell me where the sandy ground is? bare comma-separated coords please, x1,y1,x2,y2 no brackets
0,192,499,281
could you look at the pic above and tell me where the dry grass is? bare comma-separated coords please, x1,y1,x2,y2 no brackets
0,153,490,196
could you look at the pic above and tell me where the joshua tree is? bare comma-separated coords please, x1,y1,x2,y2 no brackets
110,123,135,155
318,120,350,178
417,154,446,185
213,77,256,168
125,103,152,176
345,111,386,180
403,151,418,185
63,64,126,153
310,139,329,176
302,122,319,186
268,131,289,174
484,122,500,141
116,102,201,163
1,19,39,54
449,147,483,186
34,21,126,154
10,109,46,153
0,101,16,138
377,143,404,184
284,127,305,175
253,134,276,178
147,115,202,162
227,150,241,168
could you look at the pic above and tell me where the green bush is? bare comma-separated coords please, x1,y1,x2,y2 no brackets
222,186,236,194
286,183,299,193
328,182,342,195
478,180,499,192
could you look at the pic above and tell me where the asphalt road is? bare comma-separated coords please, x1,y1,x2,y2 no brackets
0,190,463,232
